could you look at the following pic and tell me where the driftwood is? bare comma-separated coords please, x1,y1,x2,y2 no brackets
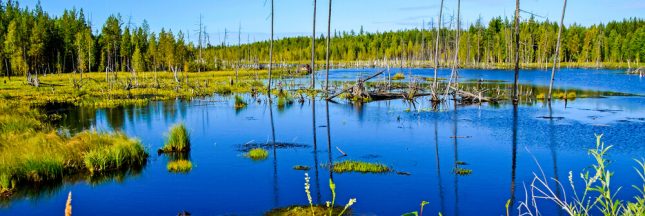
450,86,494,102
326,69,385,100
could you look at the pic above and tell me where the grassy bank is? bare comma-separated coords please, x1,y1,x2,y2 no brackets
0,99,148,197
0,69,298,108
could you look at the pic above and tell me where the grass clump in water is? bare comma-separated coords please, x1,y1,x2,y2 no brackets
293,165,310,171
331,160,391,174
234,95,247,109
246,148,269,160
79,132,148,174
453,167,473,176
391,73,405,80
167,160,193,173
159,123,190,153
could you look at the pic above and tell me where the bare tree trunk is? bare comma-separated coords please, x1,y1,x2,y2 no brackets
431,0,445,101
311,0,317,89
324,0,333,93
548,0,567,102
268,0,274,94
444,0,460,99
512,0,520,104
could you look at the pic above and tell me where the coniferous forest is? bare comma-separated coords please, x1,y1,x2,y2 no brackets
0,0,643,78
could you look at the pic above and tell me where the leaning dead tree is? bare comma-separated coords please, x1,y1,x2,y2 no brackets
431,0,445,102
512,0,520,104
547,0,567,102
326,70,385,100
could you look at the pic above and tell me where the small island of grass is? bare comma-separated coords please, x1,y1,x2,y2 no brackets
246,148,269,160
167,160,193,173
331,160,391,174
159,123,190,153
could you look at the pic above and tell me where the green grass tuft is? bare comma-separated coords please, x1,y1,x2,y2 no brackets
246,148,269,160
167,160,193,173
391,73,405,80
266,205,348,216
331,160,391,174
159,123,190,153
454,167,473,176
234,95,247,109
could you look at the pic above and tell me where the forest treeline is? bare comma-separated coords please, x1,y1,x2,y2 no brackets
0,0,643,78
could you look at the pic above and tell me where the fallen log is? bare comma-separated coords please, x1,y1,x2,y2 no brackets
326,70,385,100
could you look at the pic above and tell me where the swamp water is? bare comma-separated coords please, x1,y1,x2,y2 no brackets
2,68,644,215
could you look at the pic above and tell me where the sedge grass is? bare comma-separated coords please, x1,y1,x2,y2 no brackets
330,160,391,174
234,95,247,109
391,73,406,80
0,99,148,196
246,148,269,160
167,160,193,173
159,123,190,153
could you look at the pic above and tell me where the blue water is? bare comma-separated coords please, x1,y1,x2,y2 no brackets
2,69,644,215
317,68,644,94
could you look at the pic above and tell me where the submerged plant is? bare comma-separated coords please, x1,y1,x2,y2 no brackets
234,95,247,109
159,123,190,153
294,165,311,171
402,200,430,216
246,148,269,160
330,160,391,174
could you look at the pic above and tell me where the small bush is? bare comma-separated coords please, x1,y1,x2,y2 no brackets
159,123,190,153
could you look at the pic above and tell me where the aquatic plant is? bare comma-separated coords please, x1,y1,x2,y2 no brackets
246,148,269,160
293,165,311,171
234,95,247,109
455,161,467,165
80,132,148,173
167,160,193,173
402,200,430,216
453,167,472,176
392,73,406,80
518,134,645,216
330,160,391,174
159,123,190,153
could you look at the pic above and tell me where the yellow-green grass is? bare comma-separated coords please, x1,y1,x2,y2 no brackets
246,148,269,160
331,160,391,174
159,123,190,153
234,95,247,109
0,99,148,196
454,167,473,176
0,69,295,108
391,73,405,80
167,160,193,173
265,205,348,216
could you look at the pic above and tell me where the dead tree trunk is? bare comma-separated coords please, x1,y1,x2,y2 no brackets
431,0,445,102
268,0,275,94
324,0,333,92
326,70,384,100
311,0,317,89
512,0,520,104
547,0,567,102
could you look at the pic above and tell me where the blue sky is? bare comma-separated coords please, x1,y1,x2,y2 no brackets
20,0,645,44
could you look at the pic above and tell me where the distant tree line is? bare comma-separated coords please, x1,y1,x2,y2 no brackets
0,0,643,79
